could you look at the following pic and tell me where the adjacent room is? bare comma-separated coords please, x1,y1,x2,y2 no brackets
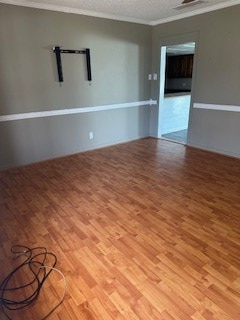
0,0,240,319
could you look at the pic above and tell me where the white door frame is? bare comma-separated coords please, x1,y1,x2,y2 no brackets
157,33,198,144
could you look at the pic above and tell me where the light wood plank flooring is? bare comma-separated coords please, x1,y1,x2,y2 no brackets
0,138,240,320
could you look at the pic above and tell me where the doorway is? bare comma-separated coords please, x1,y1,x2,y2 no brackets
158,42,195,144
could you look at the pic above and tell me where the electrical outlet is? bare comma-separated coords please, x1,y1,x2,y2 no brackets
153,73,158,80
89,132,94,140
148,74,152,80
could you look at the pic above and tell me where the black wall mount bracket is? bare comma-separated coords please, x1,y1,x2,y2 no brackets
53,46,92,83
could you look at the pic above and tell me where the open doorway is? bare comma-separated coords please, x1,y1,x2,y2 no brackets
159,42,195,144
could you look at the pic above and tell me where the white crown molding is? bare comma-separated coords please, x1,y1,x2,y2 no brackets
0,0,151,25
151,0,240,25
0,100,157,122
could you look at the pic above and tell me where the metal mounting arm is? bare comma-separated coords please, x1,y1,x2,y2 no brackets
53,46,92,83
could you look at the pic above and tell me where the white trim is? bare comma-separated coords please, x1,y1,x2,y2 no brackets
0,100,157,122
187,143,240,159
193,103,240,112
0,0,150,25
0,0,240,26
151,0,240,26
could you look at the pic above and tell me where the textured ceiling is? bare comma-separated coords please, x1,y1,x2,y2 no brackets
1,0,240,24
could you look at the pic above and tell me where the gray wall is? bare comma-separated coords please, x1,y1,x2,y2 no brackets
1,4,240,169
150,5,240,157
0,4,152,169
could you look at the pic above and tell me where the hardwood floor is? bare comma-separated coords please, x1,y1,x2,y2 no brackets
0,138,240,320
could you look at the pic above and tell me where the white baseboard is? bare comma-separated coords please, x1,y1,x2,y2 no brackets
187,142,240,159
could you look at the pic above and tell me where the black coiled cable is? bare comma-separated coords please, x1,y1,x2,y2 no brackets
0,245,59,319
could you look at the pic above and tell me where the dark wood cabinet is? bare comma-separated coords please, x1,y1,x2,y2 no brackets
166,54,194,78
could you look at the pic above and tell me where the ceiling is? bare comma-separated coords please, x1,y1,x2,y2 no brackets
1,0,240,25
